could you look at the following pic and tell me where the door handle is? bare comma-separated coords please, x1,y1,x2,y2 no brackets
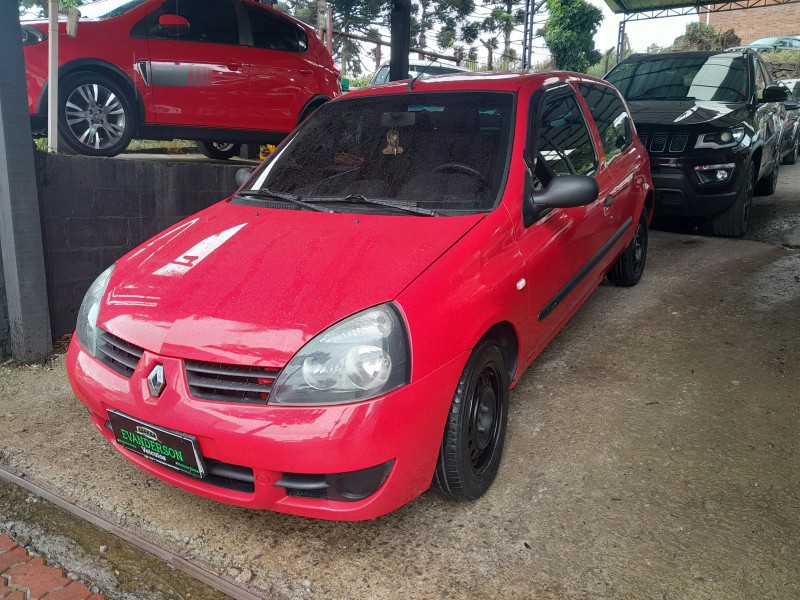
227,62,243,71
604,195,614,207
299,69,313,75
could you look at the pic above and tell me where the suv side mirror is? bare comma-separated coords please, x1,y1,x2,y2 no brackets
761,85,789,103
784,101,800,111
523,169,599,227
154,14,190,37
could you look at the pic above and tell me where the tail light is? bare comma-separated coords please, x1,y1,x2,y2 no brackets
22,25,47,46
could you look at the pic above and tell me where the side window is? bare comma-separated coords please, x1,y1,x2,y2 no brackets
754,59,766,100
758,61,773,86
150,0,239,45
529,90,598,183
578,83,631,164
247,5,307,53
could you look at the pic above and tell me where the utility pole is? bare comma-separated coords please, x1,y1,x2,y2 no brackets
389,0,411,81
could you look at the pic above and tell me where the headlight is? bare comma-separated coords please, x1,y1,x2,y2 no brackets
695,127,745,149
271,304,409,405
75,264,115,356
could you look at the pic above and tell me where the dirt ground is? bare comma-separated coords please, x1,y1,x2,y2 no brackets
1,165,799,600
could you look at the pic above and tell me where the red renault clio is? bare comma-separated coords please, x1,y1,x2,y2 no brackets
67,71,653,520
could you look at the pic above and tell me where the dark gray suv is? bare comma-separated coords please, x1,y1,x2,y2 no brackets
605,50,788,237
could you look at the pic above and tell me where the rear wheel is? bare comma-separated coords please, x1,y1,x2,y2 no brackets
783,139,798,165
435,339,509,501
755,162,778,196
196,141,240,160
58,72,135,157
712,162,753,238
608,212,648,287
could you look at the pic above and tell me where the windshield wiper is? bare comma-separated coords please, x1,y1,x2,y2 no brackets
319,194,441,216
236,189,331,213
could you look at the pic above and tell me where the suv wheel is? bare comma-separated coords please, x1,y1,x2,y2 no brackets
712,162,753,237
755,162,779,196
783,140,798,166
58,72,135,157
197,141,240,160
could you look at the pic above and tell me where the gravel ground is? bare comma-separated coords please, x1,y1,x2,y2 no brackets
1,163,799,599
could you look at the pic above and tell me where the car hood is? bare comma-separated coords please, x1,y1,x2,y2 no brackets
627,99,750,129
99,202,483,366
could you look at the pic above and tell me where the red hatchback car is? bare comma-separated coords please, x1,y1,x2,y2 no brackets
22,0,340,157
67,71,653,520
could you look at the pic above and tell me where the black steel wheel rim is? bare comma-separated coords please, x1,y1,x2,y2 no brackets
467,363,503,475
632,222,646,274
64,83,126,150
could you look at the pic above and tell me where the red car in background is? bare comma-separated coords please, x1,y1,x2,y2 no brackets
67,71,653,520
21,0,340,158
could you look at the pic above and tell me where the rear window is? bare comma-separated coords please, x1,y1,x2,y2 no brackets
606,54,749,103
244,92,515,214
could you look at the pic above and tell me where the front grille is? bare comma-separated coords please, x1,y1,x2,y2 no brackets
185,360,279,404
96,329,144,378
641,132,690,154
205,459,255,493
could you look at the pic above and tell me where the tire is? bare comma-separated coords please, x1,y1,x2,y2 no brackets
196,141,240,160
755,162,778,196
783,139,798,166
712,162,754,238
435,339,509,502
608,212,648,287
58,72,135,157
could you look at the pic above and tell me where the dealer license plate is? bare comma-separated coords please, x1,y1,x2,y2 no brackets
108,410,205,479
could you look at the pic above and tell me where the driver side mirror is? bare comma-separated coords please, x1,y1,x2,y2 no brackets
761,85,789,104
154,14,190,37
523,168,599,227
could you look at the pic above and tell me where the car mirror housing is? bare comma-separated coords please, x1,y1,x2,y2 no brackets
523,170,599,227
155,14,190,37
761,85,789,103
784,100,800,111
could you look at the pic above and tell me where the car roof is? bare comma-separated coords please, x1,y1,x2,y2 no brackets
344,70,612,96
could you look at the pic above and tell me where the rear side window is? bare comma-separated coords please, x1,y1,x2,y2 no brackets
578,83,631,163
135,0,239,45
530,90,598,178
246,5,307,53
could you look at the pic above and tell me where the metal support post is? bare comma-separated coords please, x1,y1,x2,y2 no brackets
616,19,626,63
389,0,411,82
47,0,59,153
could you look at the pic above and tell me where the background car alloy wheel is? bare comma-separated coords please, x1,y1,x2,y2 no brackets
58,73,134,157
435,340,509,501
197,141,241,160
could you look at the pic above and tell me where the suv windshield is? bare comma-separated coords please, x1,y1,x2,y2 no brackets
243,91,514,215
606,54,749,103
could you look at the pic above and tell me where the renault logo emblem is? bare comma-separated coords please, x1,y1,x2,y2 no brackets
147,364,166,397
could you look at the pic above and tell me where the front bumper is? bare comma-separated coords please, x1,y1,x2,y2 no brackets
67,338,467,520
649,148,748,218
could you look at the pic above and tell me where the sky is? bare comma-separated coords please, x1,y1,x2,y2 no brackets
587,0,697,53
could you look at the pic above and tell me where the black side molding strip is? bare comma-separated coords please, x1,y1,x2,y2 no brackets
538,216,633,321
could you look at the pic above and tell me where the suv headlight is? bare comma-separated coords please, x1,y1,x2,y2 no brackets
75,264,115,356
271,304,409,405
695,127,745,149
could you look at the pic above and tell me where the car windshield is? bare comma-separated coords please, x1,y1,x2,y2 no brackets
751,37,781,45
606,54,749,103
79,0,150,19
240,91,514,215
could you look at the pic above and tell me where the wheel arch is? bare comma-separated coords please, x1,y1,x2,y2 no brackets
643,189,655,223
476,322,519,385
36,59,143,128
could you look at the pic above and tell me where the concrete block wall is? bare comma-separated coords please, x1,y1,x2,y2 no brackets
30,153,243,342
701,6,800,45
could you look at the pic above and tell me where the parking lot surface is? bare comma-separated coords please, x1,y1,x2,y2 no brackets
1,166,799,599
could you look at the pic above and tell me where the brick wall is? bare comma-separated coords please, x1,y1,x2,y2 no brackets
701,6,800,44
5,153,244,345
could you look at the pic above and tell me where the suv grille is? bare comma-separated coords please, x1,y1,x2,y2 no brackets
97,329,144,378
185,360,279,404
639,132,689,154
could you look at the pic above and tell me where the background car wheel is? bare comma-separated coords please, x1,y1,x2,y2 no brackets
608,212,649,287
782,140,798,165
435,339,509,502
712,162,753,238
196,141,241,160
755,162,778,196
58,72,134,157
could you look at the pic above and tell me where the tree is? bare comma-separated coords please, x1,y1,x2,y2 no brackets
480,0,525,68
540,0,603,72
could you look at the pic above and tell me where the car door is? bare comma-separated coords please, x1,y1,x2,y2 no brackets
753,58,782,172
243,3,315,134
515,84,609,363
137,0,249,129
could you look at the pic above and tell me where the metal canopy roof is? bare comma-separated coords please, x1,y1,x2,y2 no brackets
606,0,800,19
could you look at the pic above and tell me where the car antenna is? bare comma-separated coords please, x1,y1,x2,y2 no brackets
408,56,438,91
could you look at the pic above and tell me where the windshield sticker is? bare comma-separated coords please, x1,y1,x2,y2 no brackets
382,129,404,155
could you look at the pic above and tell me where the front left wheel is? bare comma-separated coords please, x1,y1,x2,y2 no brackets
58,72,135,157
435,339,509,502
608,212,648,287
